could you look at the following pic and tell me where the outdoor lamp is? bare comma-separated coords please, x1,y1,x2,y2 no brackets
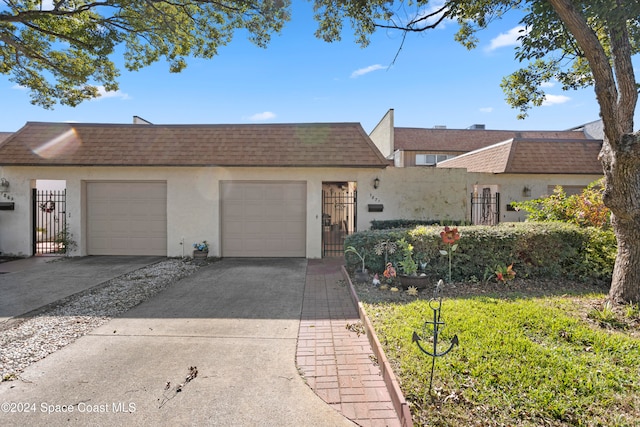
373,177,380,189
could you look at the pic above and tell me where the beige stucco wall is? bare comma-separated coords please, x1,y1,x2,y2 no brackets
2,165,593,259
0,166,398,258
364,167,468,226
467,172,604,222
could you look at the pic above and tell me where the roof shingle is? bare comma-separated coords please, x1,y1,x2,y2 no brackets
437,138,603,174
394,128,588,152
0,122,389,168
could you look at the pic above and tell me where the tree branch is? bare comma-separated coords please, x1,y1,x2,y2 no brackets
547,0,621,142
375,4,449,33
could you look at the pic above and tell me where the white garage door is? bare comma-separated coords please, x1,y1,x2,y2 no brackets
87,182,167,255
221,181,306,257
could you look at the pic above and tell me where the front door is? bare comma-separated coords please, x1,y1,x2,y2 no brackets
32,189,67,255
322,182,357,257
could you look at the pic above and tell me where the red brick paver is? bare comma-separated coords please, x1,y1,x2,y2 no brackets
297,258,402,427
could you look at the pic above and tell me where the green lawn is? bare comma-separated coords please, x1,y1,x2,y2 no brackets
364,294,640,426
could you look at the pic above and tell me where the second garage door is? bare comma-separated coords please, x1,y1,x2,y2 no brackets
86,181,167,256
221,181,306,257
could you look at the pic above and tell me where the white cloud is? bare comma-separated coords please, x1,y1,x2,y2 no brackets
248,111,276,121
487,26,529,51
13,83,130,101
350,64,385,78
479,107,493,113
96,86,130,100
542,94,571,106
540,81,555,88
412,0,453,29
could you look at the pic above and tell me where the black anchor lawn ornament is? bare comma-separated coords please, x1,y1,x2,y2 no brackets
412,279,459,394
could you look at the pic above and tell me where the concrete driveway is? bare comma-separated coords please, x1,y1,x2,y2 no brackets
0,256,164,324
0,258,355,426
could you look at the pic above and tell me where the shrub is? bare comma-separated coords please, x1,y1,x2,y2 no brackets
511,178,611,229
370,219,467,230
344,222,616,282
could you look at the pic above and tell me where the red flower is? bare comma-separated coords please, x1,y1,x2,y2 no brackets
496,264,516,283
440,226,460,245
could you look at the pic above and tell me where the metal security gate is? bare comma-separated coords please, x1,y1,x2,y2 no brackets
33,189,67,255
471,189,500,225
322,188,357,257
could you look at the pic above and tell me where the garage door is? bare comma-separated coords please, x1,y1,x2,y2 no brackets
221,181,306,257
87,182,167,255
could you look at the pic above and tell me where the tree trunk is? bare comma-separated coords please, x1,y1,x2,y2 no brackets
609,214,640,303
548,0,639,304
601,132,640,303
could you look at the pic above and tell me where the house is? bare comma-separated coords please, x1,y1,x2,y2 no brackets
369,109,596,166
0,110,606,258
0,120,473,258
437,136,603,223
0,121,398,258
369,109,604,224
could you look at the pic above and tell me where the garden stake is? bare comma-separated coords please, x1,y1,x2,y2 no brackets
412,280,459,394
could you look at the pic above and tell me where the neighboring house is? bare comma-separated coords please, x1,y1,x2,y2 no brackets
370,109,594,167
369,109,604,224
438,137,603,223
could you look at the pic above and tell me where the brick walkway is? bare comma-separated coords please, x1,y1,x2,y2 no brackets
296,258,402,427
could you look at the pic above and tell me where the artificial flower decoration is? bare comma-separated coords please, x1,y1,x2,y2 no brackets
193,240,209,252
439,226,460,283
406,286,419,296
390,286,399,292
496,264,516,284
383,262,397,279
440,226,461,245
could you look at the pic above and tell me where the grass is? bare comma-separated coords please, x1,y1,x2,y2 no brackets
363,291,640,426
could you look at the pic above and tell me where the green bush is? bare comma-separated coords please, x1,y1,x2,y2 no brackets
511,179,611,229
344,222,616,282
370,219,468,230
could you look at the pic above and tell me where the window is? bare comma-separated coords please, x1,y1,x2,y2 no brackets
415,154,456,166
416,154,436,165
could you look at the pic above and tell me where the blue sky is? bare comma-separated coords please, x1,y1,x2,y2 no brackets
0,2,629,134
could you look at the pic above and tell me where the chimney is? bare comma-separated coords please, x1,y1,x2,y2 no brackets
133,116,153,125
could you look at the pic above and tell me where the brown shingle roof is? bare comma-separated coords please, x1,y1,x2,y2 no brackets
437,138,603,174
0,122,388,167
394,128,587,152
0,132,12,144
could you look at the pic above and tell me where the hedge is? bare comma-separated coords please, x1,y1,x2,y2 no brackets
370,219,468,230
343,222,616,283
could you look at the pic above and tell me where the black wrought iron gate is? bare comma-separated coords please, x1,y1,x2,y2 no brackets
33,189,67,255
471,189,500,225
322,189,357,257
